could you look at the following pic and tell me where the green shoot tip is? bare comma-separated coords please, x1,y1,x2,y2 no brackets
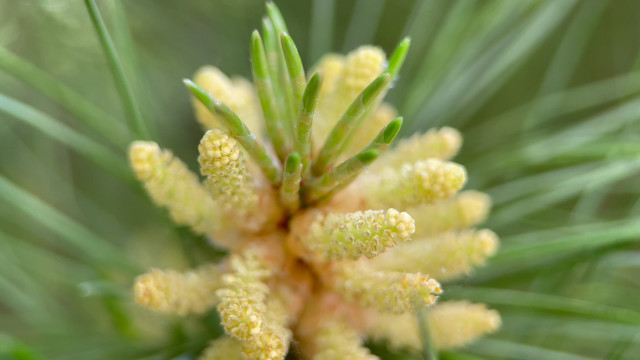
383,117,403,143
386,37,411,78
357,149,379,165
362,74,391,104
285,152,302,173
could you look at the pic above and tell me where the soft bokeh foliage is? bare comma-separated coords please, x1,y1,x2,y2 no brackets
1,0,640,359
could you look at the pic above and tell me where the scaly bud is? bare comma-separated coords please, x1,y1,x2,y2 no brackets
332,263,442,313
128,141,223,238
373,127,462,171
372,229,499,281
409,190,491,238
134,265,223,316
304,209,415,260
362,159,467,209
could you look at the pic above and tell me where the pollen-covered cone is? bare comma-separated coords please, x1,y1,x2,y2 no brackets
128,141,224,239
215,248,292,360
408,190,491,238
366,301,501,350
199,129,258,214
371,229,499,281
132,6,502,359
198,129,282,232
331,262,442,314
357,158,467,210
134,264,223,316
303,208,415,261
199,337,245,360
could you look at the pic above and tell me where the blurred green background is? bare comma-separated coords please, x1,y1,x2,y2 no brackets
1,0,640,359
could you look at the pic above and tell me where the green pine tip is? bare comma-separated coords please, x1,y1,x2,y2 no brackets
266,1,288,32
280,31,292,48
303,72,322,110
250,31,269,79
383,117,403,143
251,29,262,49
357,149,379,165
362,73,391,104
183,80,246,135
183,79,210,104
386,37,411,78
261,17,273,33
284,152,302,173
281,32,304,77
182,78,194,87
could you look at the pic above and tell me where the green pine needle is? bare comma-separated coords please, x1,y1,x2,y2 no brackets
312,73,391,176
281,32,307,112
250,29,289,160
386,37,411,80
280,152,303,213
0,93,131,183
296,72,322,179
0,46,129,148
304,149,379,205
0,176,138,273
83,0,151,140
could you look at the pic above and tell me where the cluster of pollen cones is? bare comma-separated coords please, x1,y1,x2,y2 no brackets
130,3,500,360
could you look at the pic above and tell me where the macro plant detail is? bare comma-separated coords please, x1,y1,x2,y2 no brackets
130,3,500,359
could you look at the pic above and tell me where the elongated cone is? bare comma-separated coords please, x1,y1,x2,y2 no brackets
303,209,414,260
